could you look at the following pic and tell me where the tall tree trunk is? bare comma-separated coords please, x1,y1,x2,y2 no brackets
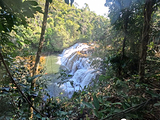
122,15,128,58
30,0,50,118
122,9,130,58
139,0,154,81
122,30,126,58
118,10,128,77
32,0,49,88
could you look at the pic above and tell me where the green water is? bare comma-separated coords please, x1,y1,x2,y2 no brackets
43,55,66,97
44,55,60,74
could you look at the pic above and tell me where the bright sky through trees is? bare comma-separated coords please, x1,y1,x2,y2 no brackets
74,0,108,16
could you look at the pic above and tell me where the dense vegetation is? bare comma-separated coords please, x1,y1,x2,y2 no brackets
14,0,108,53
0,0,160,119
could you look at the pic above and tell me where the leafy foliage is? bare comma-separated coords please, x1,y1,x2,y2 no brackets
19,0,109,52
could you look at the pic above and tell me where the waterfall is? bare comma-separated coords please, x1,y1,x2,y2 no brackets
47,43,100,98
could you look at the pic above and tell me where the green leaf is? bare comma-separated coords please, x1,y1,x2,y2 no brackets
112,102,122,105
35,113,41,118
11,93,19,96
124,102,130,108
27,75,41,83
114,109,122,113
153,102,160,107
146,90,160,98
93,95,100,110
23,8,34,18
68,75,73,77
93,109,99,117
42,117,50,120
0,94,6,97
58,111,68,116
24,39,31,44
82,101,94,109
99,109,110,113
27,77,32,83
99,75,107,81
2,87,10,92
104,102,111,107
25,1,38,6
33,7,43,13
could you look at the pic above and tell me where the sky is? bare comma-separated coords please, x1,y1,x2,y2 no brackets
74,0,109,16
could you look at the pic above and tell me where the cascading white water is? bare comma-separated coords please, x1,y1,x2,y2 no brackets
47,43,100,98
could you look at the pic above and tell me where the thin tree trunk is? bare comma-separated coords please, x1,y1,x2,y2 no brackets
139,0,154,81
32,0,49,88
30,0,50,118
122,9,129,58
118,10,128,77
122,22,127,58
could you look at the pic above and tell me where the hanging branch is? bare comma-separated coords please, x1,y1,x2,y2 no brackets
0,52,45,117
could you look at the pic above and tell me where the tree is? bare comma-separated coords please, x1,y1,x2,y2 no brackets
31,0,50,118
105,0,141,56
105,0,141,76
32,0,50,82
139,0,157,80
